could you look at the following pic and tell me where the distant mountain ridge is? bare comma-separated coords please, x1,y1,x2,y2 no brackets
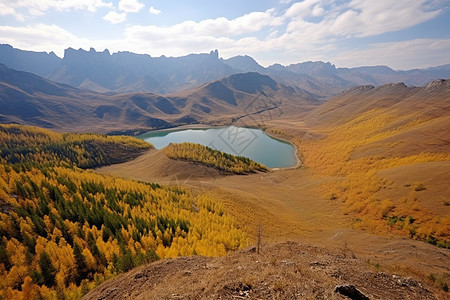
0,44,449,97
0,64,317,133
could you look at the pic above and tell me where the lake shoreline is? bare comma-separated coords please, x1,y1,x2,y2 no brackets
139,124,302,170
263,130,302,171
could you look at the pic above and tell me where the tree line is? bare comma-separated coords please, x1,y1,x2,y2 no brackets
164,142,267,174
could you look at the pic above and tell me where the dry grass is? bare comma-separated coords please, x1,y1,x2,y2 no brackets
95,81,450,298
83,242,440,300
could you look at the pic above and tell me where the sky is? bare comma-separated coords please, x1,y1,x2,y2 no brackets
0,0,449,70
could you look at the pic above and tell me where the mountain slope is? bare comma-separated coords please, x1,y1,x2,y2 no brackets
0,124,248,299
305,80,450,127
222,55,266,73
0,64,173,133
0,65,317,133
174,72,319,124
298,79,450,248
0,44,61,77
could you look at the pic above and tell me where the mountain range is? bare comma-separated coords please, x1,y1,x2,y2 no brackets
1,44,449,98
0,63,317,134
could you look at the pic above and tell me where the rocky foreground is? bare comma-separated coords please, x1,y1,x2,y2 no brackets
83,241,439,300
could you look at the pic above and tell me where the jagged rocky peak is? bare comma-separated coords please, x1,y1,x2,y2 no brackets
64,47,111,60
223,55,265,73
425,79,449,90
267,63,284,70
288,61,337,73
344,85,375,93
210,49,219,59
377,82,407,89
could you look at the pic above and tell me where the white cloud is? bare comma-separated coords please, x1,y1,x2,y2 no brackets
283,0,442,42
149,6,161,15
126,9,282,41
0,0,113,17
328,0,441,37
0,23,123,57
0,3,16,16
333,39,450,70
285,0,323,18
0,0,446,70
103,11,127,24
0,3,25,21
118,0,144,13
0,24,78,55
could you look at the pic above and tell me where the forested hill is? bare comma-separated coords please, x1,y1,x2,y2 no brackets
0,124,153,168
164,142,267,174
0,124,247,299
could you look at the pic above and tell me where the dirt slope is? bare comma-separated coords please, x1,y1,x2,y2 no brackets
83,241,439,300
96,149,222,185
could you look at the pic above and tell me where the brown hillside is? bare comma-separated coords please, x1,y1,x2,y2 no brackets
83,241,439,300
0,66,319,134
97,149,222,185
304,80,449,126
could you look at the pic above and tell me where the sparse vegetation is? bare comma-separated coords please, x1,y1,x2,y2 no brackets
164,142,267,174
329,193,338,200
366,259,382,271
428,273,449,292
442,197,450,206
414,183,426,191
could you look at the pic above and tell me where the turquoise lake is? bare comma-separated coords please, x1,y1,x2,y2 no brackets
138,126,297,168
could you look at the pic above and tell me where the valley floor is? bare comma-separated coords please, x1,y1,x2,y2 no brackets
96,115,450,298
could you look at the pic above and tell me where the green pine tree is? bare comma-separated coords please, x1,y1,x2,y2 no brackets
39,252,56,287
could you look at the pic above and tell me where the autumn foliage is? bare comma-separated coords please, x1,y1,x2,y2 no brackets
0,124,248,299
164,143,267,174
164,142,267,174
299,109,450,247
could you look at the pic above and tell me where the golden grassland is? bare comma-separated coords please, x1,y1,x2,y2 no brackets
164,142,267,174
0,124,247,299
94,106,450,294
298,109,450,247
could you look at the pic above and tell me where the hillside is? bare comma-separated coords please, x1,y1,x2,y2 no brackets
297,80,450,247
174,72,319,124
304,80,450,157
0,65,318,133
83,241,440,300
164,143,267,174
0,64,172,133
